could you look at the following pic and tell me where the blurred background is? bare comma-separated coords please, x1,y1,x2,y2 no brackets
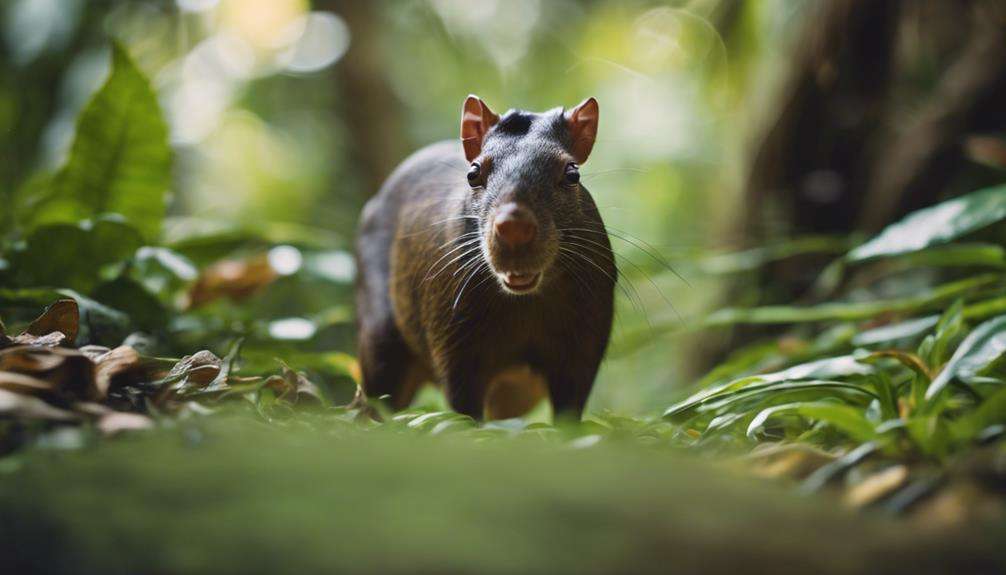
2,0,1004,414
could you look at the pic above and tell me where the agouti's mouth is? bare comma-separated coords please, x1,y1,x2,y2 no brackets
499,271,541,294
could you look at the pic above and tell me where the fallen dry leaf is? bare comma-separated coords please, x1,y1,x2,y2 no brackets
845,465,909,508
0,388,77,421
187,254,278,308
73,401,113,418
168,350,222,385
0,346,65,372
750,445,836,480
277,361,324,404
0,371,54,395
78,345,112,361
0,346,97,399
13,331,67,347
965,135,1006,169
97,411,154,436
911,481,1005,529
93,346,144,397
23,299,79,344
155,350,224,404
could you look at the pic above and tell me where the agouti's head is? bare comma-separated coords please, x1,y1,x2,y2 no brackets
460,95,600,295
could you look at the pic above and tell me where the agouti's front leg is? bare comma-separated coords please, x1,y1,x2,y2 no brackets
443,359,487,419
543,363,596,420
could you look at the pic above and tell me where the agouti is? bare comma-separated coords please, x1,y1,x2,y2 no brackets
355,96,615,420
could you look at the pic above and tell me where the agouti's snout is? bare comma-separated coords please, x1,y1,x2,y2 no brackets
493,203,537,248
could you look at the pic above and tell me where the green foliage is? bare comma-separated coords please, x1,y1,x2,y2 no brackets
659,187,1006,471
704,274,1001,326
8,215,143,292
27,44,171,241
0,17,1003,547
927,315,1006,400
848,184,1006,262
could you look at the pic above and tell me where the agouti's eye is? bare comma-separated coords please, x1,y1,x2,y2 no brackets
564,163,580,185
467,162,481,187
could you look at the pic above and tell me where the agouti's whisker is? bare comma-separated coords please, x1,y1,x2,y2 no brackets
449,249,487,279
422,236,481,282
556,255,626,334
580,167,649,181
558,225,689,287
400,216,480,238
452,261,489,313
570,248,648,327
558,246,643,316
563,236,679,324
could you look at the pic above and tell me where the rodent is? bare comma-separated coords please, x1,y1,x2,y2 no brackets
355,95,615,420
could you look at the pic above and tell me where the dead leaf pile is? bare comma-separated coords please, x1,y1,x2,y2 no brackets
0,298,331,442
186,253,278,308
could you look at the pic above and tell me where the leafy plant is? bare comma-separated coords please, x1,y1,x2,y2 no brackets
0,37,1004,535
24,44,171,241
659,186,1006,496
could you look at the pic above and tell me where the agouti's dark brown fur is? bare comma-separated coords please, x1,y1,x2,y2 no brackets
355,96,614,420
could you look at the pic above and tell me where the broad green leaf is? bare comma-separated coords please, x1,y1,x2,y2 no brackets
8,216,144,293
905,414,952,458
964,296,1006,321
32,44,171,240
0,288,129,345
949,387,1006,442
664,355,873,419
974,352,1006,383
852,315,939,347
697,235,850,275
747,402,876,443
131,247,198,297
698,380,879,414
847,184,1006,262
927,314,1006,401
890,243,1006,269
703,274,999,326
930,299,965,366
163,217,342,265
91,276,168,332
858,350,932,381
800,442,879,493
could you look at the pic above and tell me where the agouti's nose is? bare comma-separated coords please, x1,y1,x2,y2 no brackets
493,204,537,248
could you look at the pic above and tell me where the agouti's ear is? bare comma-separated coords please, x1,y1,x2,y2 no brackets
461,95,499,162
564,97,599,164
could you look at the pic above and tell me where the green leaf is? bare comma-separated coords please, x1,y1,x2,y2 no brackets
930,299,965,367
927,314,1006,401
129,247,198,303
949,387,1006,442
0,288,130,345
163,217,342,265
889,243,1006,269
32,43,171,240
848,184,1006,262
698,380,879,414
800,442,878,493
905,414,952,458
747,402,876,443
91,276,168,332
696,235,850,275
665,355,873,419
852,315,939,347
963,296,1006,321
8,215,144,293
702,274,1000,326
